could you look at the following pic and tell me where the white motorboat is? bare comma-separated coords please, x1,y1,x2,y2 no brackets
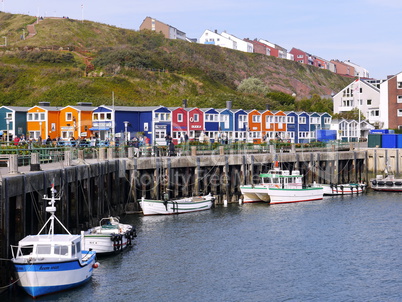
317,183,366,195
82,217,136,255
10,185,98,298
240,162,323,204
140,193,215,215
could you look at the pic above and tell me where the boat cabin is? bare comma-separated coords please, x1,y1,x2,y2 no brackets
260,169,303,188
12,234,82,261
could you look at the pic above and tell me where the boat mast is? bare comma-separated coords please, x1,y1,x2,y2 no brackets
37,184,71,236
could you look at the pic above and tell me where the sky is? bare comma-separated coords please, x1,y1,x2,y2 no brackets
2,0,402,79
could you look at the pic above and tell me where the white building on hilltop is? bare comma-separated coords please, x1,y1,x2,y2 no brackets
199,30,235,49
343,60,370,78
221,32,253,53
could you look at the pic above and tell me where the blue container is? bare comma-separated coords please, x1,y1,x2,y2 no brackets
382,134,397,148
397,134,402,148
317,130,337,142
370,129,389,134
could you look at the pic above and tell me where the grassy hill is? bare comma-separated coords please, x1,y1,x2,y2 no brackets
0,12,352,111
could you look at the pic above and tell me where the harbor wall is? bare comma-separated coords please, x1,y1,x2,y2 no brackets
366,148,402,177
0,148,368,287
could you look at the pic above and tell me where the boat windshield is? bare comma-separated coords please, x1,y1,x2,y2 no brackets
54,244,69,256
72,241,81,256
36,244,52,255
19,245,34,256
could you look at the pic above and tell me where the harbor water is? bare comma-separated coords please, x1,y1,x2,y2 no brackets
3,191,401,302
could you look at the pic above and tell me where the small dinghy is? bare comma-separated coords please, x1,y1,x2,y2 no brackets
82,217,136,255
140,193,215,215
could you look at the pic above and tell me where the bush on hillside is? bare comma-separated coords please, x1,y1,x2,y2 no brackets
17,51,75,64
237,77,269,95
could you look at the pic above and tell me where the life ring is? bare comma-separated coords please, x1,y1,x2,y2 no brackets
275,185,280,188
189,117,194,122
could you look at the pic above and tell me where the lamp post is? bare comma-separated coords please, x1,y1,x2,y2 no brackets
39,121,42,142
5,116,11,146
123,121,129,145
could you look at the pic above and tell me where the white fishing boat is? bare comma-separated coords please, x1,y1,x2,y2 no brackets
317,183,366,195
10,185,98,298
240,162,323,204
140,193,215,215
82,217,136,255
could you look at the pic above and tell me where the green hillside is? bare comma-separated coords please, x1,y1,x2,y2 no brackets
0,12,352,111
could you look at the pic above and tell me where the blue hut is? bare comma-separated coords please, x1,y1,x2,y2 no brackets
202,108,220,142
297,112,310,143
233,109,248,142
0,106,29,142
284,111,298,143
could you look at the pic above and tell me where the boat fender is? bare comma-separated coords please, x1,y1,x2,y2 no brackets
118,234,123,250
126,231,132,246
93,262,100,268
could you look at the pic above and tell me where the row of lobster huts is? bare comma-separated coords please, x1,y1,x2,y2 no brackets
0,101,335,145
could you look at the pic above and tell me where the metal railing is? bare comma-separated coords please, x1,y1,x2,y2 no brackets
0,140,352,167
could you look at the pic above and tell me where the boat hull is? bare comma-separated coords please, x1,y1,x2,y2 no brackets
140,197,214,215
83,222,136,255
84,234,131,254
371,177,402,192
240,185,269,203
13,251,96,298
320,184,365,195
266,187,324,204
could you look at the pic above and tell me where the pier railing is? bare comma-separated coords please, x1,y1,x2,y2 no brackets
0,140,354,174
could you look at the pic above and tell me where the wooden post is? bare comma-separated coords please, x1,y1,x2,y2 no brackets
78,150,84,161
128,147,134,159
99,148,106,161
194,158,200,196
64,151,71,166
30,153,41,171
107,148,113,160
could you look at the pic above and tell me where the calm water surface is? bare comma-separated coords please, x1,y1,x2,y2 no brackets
4,191,401,302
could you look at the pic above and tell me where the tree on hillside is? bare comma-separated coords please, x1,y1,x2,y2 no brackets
332,108,365,121
295,94,333,114
237,77,269,96
265,91,296,111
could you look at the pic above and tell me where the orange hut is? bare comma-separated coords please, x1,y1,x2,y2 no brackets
59,104,95,140
261,109,274,141
273,110,287,140
246,109,262,143
26,103,60,142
